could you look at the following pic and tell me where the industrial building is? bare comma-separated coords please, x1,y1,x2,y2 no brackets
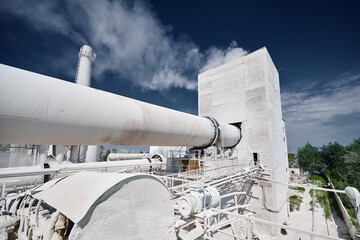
0,46,351,239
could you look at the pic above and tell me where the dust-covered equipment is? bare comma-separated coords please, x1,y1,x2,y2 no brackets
0,47,300,239
0,172,175,240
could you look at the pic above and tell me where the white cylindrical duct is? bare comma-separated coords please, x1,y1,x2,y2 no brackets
75,45,96,87
38,145,48,163
0,159,165,189
85,145,99,162
0,64,240,148
216,122,242,148
79,146,88,163
69,145,79,163
107,153,149,161
55,145,66,162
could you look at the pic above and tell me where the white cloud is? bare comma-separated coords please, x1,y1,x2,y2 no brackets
282,72,360,152
200,41,248,72
0,0,247,91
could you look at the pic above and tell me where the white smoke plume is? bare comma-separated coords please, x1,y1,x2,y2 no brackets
0,0,248,91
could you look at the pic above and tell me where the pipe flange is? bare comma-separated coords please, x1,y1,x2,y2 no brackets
203,116,220,148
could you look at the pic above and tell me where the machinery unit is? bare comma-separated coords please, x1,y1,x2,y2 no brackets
178,185,221,217
0,172,175,240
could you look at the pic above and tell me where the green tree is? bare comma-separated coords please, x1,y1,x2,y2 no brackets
328,138,360,190
319,142,344,170
297,142,324,172
103,149,111,162
343,151,360,190
347,137,360,153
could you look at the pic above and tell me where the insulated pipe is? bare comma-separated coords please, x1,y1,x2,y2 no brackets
69,146,79,163
85,145,99,162
0,160,165,180
107,153,149,161
0,64,241,148
55,145,66,162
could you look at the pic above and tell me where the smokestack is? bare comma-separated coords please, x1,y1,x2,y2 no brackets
75,45,96,87
73,45,99,163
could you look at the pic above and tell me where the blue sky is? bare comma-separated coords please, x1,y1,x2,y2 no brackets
0,0,359,153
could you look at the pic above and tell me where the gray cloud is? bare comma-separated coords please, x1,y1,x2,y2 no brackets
282,72,360,152
0,0,247,91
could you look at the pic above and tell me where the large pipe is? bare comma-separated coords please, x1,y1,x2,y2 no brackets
0,159,165,192
0,160,165,179
0,64,241,148
107,153,149,161
85,145,99,162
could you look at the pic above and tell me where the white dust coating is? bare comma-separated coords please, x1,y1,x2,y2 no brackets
69,175,176,240
281,186,349,240
34,171,143,223
76,45,96,87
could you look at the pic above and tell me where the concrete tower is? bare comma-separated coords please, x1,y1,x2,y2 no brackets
198,47,289,235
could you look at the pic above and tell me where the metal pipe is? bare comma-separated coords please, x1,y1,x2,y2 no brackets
0,64,241,148
107,153,149,161
0,160,165,191
85,145,99,162
69,145,79,163
0,160,165,179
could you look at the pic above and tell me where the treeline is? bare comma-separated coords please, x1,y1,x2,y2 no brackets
296,138,360,223
297,137,360,191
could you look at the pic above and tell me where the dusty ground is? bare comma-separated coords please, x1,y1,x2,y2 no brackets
287,185,350,240
257,178,350,240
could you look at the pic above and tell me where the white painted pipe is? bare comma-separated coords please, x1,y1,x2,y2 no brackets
107,153,149,161
0,160,164,179
79,146,87,163
69,145,79,163
0,64,241,148
85,145,99,162
0,165,55,179
0,159,165,190
38,145,48,164
55,145,66,162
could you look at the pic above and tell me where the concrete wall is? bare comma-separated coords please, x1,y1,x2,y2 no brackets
327,178,358,239
198,47,289,234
